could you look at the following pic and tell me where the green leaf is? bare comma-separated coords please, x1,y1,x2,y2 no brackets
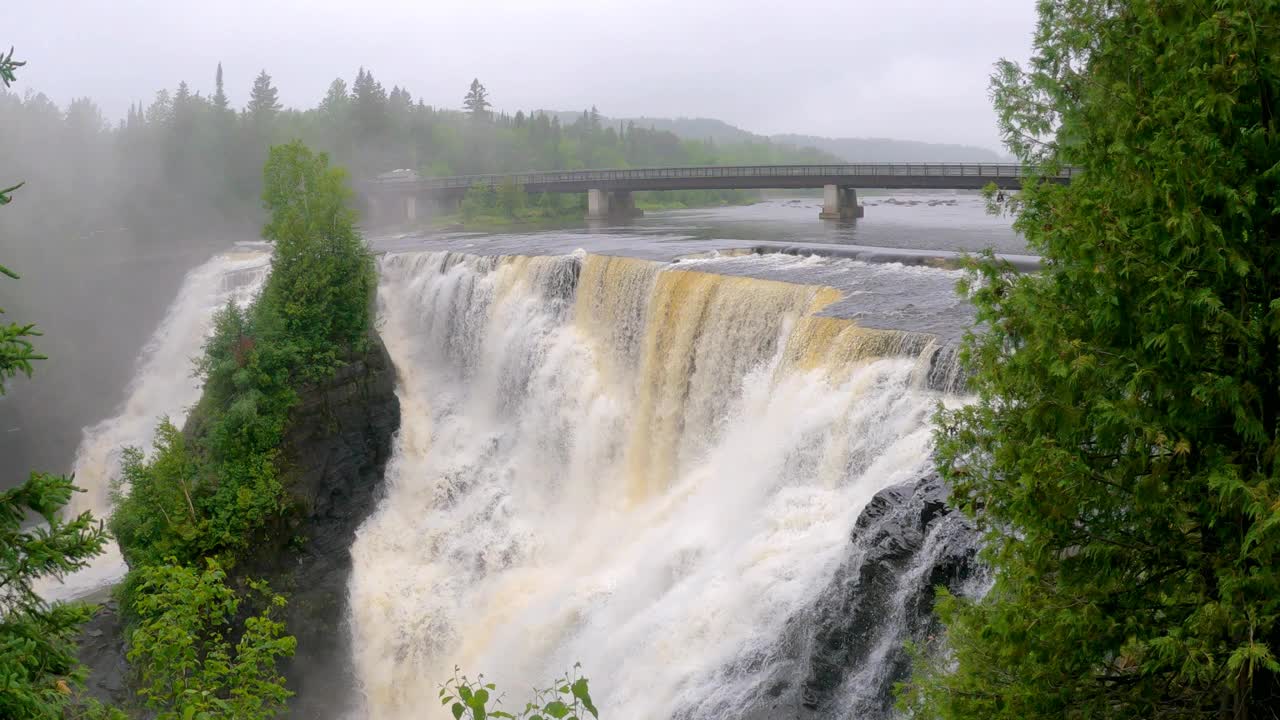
571,678,598,718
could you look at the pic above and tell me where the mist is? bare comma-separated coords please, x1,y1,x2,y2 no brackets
11,0,1036,148
0,1,1032,485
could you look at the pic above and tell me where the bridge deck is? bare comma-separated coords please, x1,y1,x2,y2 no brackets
366,163,1077,196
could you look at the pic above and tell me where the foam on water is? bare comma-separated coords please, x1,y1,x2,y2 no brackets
39,246,270,601
350,250,963,718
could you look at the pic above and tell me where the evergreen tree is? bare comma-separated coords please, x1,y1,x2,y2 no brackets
145,88,172,126
246,69,280,122
908,2,1280,718
319,77,349,117
0,47,117,720
172,81,192,116
0,45,23,90
463,78,490,120
63,98,104,138
350,67,387,137
211,62,228,112
0,473,114,719
388,85,409,112
259,140,374,373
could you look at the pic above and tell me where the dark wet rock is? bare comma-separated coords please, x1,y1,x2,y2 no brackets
76,600,133,710
237,332,400,718
743,472,982,720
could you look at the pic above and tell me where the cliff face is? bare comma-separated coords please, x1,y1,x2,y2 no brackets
241,332,400,718
743,473,982,720
77,332,400,717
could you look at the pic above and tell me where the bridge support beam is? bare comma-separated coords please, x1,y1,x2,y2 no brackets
405,195,417,222
819,185,864,220
586,189,644,220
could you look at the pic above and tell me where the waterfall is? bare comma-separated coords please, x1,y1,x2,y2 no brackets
39,246,271,601
349,250,972,719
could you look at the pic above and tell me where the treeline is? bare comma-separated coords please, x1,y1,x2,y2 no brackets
0,67,837,240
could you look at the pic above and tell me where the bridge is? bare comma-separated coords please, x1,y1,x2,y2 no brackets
359,163,1079,224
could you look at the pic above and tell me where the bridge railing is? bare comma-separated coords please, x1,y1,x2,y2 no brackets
373,163,1080,190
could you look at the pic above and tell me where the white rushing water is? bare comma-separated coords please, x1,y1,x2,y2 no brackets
39,245,270,601
350,250,962,719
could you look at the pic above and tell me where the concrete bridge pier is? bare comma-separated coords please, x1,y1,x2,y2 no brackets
819,185,864,220
405,195,417,222
365,195,384,225
587,189,644,220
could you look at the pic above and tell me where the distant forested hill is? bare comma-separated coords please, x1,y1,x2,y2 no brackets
771,134,1004,162
545,110,1005,163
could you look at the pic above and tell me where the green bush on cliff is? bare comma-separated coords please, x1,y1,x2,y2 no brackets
110,420,202,568
259,140,375,379
112,140,373,572
109,140,374,717
127,559,295,720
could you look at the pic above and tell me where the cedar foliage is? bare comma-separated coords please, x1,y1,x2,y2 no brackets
907,2,1280,718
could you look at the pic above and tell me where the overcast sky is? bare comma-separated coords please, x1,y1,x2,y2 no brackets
9,0,1037,151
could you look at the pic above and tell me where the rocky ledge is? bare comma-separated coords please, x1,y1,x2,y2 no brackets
744,472,983,720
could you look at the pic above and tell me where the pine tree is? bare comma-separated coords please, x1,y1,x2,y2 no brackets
907,2,1280,718
246,69,280,122
463,78,490,121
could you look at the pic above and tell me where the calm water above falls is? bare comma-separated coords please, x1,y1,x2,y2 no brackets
639,191,1023,254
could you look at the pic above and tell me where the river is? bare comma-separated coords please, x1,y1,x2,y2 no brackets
28,190,1012,717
